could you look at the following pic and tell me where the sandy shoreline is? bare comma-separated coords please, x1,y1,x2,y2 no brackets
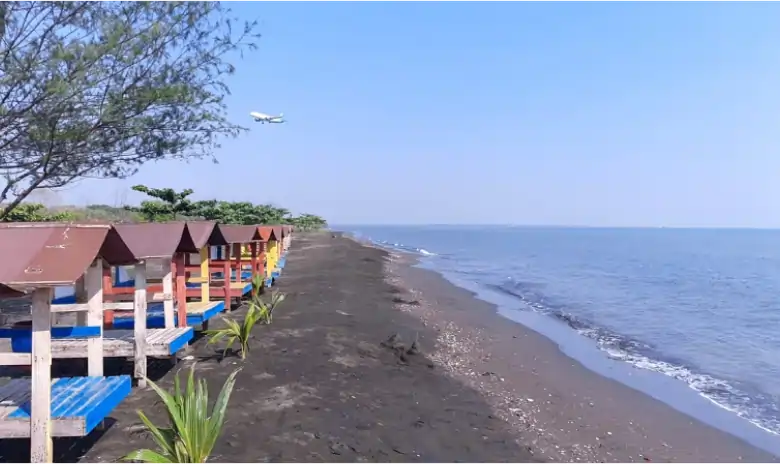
3,231,772,462
361,235,778,462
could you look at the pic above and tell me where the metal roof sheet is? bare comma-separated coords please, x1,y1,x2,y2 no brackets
112,222,197,258
0,223,135,289
257,225,278,242
185,221,228,248
219,225,262,243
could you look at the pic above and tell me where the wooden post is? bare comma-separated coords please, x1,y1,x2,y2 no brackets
134,261,147,388
162,259,174,329
250,243,258,297
174,253,188,327
102,266,114,326
86,259,104,376
30,287,53,463
269,241,276,276
199,247,210,303
223,245,231,310
233,243,242,285
74,276,87,326
259,242,266,281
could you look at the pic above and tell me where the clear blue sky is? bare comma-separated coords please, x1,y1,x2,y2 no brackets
53,2,780,228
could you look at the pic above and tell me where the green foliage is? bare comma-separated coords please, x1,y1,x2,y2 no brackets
191,200,292,225
0,184,328,227
0,203,75,222
125,185,197,222
288,213,327,231
204,308,262,360
122,366,241,464
203,290,286,359
0,2,261,220
258,291,286,325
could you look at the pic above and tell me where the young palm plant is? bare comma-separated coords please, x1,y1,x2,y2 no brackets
204,304,262,360
122,366,241,463
255,291,286,325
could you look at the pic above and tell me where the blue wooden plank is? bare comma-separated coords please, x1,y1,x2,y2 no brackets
201,301,226,321
52,294,76,304
168,328,194,355
1,326,102,352
240,283,250,296
50,377,92,416
9,376,132,434
0,326,102,339
111,300,226,330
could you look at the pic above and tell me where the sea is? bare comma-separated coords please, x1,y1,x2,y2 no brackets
340,225,780,455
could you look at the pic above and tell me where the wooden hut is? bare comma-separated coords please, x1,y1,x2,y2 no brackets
0,223,136,462
258,226,281,283
99,222,225,331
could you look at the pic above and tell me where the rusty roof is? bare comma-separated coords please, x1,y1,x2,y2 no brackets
0,223,136,289
186,221,228,248
272,225,283,240
219,225,262,243
113,222,198,258
257,225,278,242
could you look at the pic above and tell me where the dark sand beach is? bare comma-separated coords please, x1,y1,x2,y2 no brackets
9,231,774,462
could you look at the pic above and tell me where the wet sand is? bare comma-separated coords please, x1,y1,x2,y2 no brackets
4,231,773,462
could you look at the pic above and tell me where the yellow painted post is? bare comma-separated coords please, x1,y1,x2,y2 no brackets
266,241,275,278
199,247,210,302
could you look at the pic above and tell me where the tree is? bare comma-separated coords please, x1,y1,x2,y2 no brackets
125,184,196,222
0,2,261,220
192,200,292,225
289,213,327,231
1,202,74,222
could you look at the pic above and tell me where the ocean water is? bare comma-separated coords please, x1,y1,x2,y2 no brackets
341,225,780,448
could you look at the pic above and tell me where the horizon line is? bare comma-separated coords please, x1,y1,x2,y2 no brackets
331,224,780,231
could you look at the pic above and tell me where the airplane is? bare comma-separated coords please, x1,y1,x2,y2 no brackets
250,111,285,124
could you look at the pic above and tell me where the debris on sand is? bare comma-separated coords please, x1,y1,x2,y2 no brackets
381,332,422,364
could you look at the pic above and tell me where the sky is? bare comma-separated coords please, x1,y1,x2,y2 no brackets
48,2,780,228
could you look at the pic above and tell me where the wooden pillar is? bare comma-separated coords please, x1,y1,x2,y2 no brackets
259,242,267,280
233,243,242,282
162,259,174,329
86,259,104,376
223,245,231,310
102,266,114,326
250,243,258,297
199,247,210,303
174,253,188,327
134,262,147,388
30,287,53,463
74,275,87,326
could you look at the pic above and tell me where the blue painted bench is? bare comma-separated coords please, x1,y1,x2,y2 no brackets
0,327,193,357
0,375,132,437
112,301,225,330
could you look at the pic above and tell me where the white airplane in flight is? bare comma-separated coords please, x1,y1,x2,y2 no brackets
250,111,285,124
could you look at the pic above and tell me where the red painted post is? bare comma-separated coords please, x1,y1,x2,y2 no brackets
102,266,114,326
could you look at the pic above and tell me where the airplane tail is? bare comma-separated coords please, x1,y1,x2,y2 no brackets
279,113,284,118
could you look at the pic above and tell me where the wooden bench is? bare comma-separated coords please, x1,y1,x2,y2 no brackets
0,376,131,438
111,301,225,330
48,328,193,358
